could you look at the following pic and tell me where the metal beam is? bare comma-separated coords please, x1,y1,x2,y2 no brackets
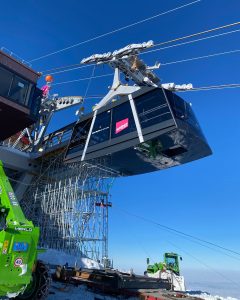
0,146,38,172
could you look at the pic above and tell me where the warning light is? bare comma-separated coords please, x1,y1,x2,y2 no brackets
45,75,54,83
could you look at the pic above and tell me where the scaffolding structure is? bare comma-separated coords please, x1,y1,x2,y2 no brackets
20,150,117,262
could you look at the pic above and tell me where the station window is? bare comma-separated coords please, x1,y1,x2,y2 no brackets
0,65,31,106
0,67,13,98
89,111,111,146
29,87,42,117
134,89,172,129
8,75,29,105
111,101,136,138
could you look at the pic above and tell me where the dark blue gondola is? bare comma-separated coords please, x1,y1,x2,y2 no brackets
64,87,212,176
0,50,42,141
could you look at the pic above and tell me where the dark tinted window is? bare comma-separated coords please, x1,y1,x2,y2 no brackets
30,87,42,117
9,75,29,104
166,90,200,126
186,104,200,128
134,89,172,129
111,101,136,138
89,111,111,146
0,67,13,97
165,90,187,119
68,118,92,153
166,90,205,138
0,65,31,106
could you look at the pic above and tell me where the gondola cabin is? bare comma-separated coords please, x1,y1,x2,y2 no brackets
64,87,212,176
0,50,42,141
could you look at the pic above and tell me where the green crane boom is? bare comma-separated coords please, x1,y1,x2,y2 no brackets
0,160,40,298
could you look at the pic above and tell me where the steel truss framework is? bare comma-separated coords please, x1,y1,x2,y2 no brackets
20,150,116,262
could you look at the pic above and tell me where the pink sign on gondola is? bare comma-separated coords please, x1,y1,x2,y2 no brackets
115,118,129,134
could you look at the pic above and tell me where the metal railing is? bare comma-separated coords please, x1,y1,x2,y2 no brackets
0,47,32,68
41,123,75,152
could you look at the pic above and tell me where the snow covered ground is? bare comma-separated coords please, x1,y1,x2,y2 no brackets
39,249,103,270
187,291,239,300
48,282,138,300
39,250,240,300
47,283,239,300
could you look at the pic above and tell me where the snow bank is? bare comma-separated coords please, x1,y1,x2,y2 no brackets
187,291,239,300
38,249,103,269
48,285,239,300
48,282,138,300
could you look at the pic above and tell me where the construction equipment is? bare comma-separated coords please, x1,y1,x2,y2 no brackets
146,253,186,292
53,266,171,292
0,41,213,297
0,160,50,299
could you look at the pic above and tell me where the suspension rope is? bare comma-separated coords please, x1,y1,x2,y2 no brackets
49,64,93,76
39,20,240,74
161,49,240,66
48,47,240,78
114,206,240,258
42,62,85,74
162,223,240,262
180,83,240,92
141,28,240,56
52,71,240,92
30,0,201,62
52,73,113,86
164,239,240,287
82,65,96,103
153,21,240,48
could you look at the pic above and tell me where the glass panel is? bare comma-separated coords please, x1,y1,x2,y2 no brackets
30,87,42,117
68,118,92,153
186,103,200,128
8,75,29,105
166,90,187,119
111,101,136,138
185,103,205,139
166,90,205,137
134,89,172,129
0,66,13,98
89,111,111,146
24,83,33,106
166,257,177,265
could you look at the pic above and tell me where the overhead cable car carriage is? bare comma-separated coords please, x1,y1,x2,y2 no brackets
65,41,212,175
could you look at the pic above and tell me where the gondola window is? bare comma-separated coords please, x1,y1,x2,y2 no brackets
69,118,93,153
90,111,111,146
134,89,172,129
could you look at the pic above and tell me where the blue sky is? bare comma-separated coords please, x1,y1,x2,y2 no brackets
1,0,240,291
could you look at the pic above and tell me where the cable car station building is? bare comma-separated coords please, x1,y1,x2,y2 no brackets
0,49,42,141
